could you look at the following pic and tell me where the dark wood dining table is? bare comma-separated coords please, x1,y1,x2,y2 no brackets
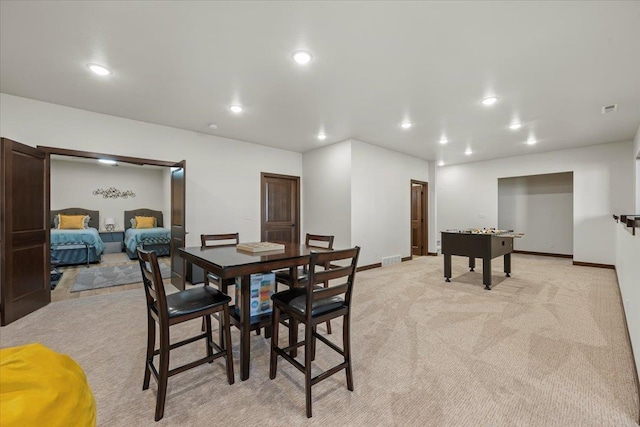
178,242,330,381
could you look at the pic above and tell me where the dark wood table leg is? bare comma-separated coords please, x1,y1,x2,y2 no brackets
504,253,511,277
483,257,492,290
469,257,475,272
444,254,452,282
240,275,251,381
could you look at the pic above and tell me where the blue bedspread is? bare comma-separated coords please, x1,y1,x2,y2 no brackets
51,228,105,256
125,228,171,253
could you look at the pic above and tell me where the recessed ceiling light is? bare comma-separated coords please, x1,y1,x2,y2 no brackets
292,50,313,65
482,96,498,106
465,148,473,155
526,139,537,145
208,123,218,129
509,123,522,130
439,137,448,145
401,122,412,129
438,161,445,166
87,64,111,76
229,105,243,114
98,159,117,165
317,133,327,141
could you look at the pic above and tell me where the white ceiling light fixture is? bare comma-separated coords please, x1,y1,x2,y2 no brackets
438,160,445,166
208,123,218,129
317,133,327,141
98,159,117,165
509,122,522,130
292,50,313,65
465,148,473,155
526,139,537,145
439,137,448,145
87,63,111,76
481,96,498,106
401,121,412,129
229,105,243,114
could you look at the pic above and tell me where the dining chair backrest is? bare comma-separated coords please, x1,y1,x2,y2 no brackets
305,246,360,320
137,248,168,323
305,233,334,250
201,233,240,248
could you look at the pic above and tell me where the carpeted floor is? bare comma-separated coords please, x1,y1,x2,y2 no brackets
1,254,638,426
71,263,171,292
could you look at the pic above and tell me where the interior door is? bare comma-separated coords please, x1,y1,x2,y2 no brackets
411,180,428,256
1,138,50,326
261,173,300,243
170,161,186,290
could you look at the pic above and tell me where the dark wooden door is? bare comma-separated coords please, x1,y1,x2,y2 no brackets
1,138,50,326
261,173,300,243
170,161,186,290
411,180,428,256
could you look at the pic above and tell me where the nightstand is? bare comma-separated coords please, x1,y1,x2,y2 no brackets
99,230,125,254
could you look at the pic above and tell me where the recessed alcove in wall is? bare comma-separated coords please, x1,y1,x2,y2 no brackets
498,172,574,256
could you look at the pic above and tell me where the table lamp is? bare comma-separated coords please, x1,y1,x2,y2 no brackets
104,218,116,231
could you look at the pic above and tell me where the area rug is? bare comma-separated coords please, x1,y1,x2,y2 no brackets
71,263,171,292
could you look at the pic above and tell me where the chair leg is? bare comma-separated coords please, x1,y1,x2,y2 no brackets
323,281,332,334
143,315,155,390
310,326,317,361
201,276,210,332
269,307,280,380
204,314,213,361
222,304,235,385
155,323,170,421
305,322,313,418
344,314,354,391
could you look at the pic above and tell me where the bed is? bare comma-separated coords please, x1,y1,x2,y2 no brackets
50,208,105,267
124,209,171,259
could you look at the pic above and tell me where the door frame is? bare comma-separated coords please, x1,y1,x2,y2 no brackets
260,172,300,243
410,179,429,257
38,147,186,277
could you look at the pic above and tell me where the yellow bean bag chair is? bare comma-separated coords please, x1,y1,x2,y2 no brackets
0,343,96,427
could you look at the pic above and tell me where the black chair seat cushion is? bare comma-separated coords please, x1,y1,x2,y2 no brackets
272,288,344,317
275,268,308,284
164,286,231,318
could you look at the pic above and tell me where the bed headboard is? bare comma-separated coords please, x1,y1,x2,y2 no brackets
124,209,164,230
50,208,100,229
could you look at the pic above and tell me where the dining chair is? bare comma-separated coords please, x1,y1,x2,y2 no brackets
275,233,335,333
200,233,266,336
137,248,234,422
269,246,360,418
200,233,240,293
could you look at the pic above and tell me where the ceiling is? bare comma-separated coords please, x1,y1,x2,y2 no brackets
1,1,639,165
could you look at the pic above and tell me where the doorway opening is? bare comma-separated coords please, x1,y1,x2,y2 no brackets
410,180,428,257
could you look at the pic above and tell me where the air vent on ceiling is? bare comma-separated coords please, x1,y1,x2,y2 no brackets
601,104,618,114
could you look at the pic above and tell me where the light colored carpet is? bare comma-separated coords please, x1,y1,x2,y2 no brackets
71,263,171,292
1,255,638,426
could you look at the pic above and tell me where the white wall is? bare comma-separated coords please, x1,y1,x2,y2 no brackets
302,140,352,251
615,222,640,388
498,173,573,255
51,159,164,230
437,141,634,265
1,94,302,246
351,140,431,266
634,124,640,213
